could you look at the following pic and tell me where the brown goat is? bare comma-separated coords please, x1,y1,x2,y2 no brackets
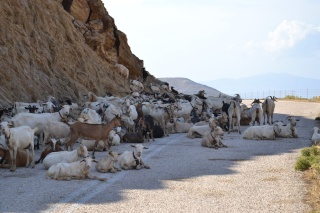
135,103,144,119
35,139,64,164
65,115,122,158
0,147,32,168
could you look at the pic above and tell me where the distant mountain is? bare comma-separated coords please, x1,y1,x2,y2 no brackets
160,73,320,99
200,73,320,95
159,77,226,97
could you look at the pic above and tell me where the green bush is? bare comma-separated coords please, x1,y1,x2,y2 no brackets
310,147,320,156
295,147,320,171
300,147,320,157
295,156,312,171
301,148,312,156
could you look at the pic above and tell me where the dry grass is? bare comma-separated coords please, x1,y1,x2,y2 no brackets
297,146,320,212
280,96,320,103
303,168,320,212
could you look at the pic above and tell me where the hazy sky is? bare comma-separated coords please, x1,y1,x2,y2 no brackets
103,0,320,82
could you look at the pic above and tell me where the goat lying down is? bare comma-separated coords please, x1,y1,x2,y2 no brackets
46,157,106,181
42,144,88,169
242,125,280,140
117,144,150,170
201,126,226,149
274,116,299,138
35,138,64,164
0,146,33,168
187,117,217,138
95,151,121,173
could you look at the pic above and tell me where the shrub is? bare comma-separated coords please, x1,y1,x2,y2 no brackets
301,148,312,156
295,156,312,171
310,147,320,156
295,147,320,171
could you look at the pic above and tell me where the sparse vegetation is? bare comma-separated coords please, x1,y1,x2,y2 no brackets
275,95,320,103
283,95,308,100
310,96,320,102
295,146,320,211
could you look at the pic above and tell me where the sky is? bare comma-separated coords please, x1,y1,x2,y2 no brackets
103,0,320,82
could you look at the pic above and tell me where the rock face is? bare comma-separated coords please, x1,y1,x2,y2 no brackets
0,0,153,107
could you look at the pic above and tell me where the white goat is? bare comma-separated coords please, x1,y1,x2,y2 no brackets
10,105,72,136
187,117,217,138
249,99,263,126
127,105,138,121
80,139,108,152
95,151,121,173
262,96,276,125
109,129,121,146
149,103,176,136
201,126,226,148
2,123,37,171
42,101,56,113
82,101,103,111
311,127,320,145
46,157,106,181
102,103,122,123
121,113,135,132
173,100,193,123
42,121,70,145
274,116,299,138
242,125,280,140
172,116,193,133
78,108,101,124
227,100,241,134
204,94,242,114
117,144,150,170
13,101,43,114
42,144,88,169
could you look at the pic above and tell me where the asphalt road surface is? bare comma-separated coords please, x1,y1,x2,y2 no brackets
1,100,320,213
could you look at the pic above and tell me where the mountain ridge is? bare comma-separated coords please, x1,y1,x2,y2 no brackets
159,77,226,97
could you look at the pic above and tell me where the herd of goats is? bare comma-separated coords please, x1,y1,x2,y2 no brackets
0,80,319,181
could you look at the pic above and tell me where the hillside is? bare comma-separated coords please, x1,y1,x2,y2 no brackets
0,0,156,107
159,77,225,97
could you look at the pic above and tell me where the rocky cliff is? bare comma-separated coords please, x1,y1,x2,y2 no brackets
0,0,154,107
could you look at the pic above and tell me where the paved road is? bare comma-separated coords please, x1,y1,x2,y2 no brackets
1,100,319,213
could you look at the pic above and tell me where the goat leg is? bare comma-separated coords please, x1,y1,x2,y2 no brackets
87,173,107,181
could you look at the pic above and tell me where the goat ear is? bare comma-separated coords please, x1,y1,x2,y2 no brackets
131,144,136,148
143,146,149,149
